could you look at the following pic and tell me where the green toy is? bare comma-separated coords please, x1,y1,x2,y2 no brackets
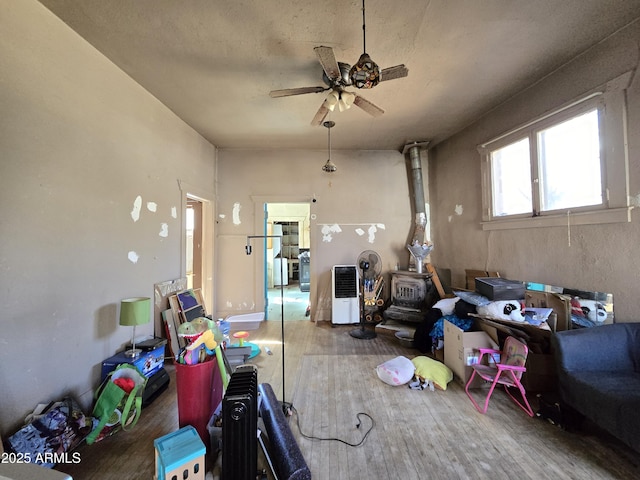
177,317,222,351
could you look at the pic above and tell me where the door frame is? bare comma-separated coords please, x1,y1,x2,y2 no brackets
180,181,214,312
252,196,311,319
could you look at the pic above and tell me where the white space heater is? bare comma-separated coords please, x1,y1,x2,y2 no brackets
331,265,360,325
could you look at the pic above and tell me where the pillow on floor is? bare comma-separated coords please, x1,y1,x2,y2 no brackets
411,356,453,390
376,356,415,386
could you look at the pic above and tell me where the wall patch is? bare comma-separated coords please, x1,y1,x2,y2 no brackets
232,202,242,225
321,224,342,242
131,195,142,222
128,251,140,263
367,225,378,243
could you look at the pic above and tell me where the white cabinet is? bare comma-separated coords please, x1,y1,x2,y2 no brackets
275,221,299,281
273,258,289,286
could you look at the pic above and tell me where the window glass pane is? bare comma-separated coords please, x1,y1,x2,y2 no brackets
491,138,532,216
537,109,602,211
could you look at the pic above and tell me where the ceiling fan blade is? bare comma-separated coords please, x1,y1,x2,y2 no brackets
314,46,341,81
269,86,327,98
311,102,330,126
353,94,385,117
380,64,409,82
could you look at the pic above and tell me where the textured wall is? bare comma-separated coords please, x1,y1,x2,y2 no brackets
215,148,425,322
429,20,640,322
0,1,215,432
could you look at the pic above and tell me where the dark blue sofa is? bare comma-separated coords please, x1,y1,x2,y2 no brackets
552,323,640,451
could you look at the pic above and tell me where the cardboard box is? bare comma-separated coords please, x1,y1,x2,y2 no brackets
444,320,499,388
475,277,525,300
101,344,166,381
434,348,444,363
522,353,558,392
524,290,571,332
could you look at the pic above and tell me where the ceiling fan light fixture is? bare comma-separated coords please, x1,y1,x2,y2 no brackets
322,159,337,173
325,90,355,113
270,0,406,124
325,90,339,111
350,53,380,89
338,91,355,111
322,120,337,173
350,0,380,89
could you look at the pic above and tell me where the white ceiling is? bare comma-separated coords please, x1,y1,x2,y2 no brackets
39,0,640,151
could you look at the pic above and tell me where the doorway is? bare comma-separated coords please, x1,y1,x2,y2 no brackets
265,203,311,321
184,194,214,313
186,199,202,290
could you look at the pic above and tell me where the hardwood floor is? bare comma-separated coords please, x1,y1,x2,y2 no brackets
267,284,310,321
56,319,640,479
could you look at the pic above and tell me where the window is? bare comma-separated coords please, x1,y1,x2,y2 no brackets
479,73,632,230
537,109,602,212
491,137,532,217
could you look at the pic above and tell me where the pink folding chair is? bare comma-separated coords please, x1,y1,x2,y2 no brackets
465,336,534,417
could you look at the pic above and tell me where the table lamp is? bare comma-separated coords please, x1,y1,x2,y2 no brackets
119,297,151,358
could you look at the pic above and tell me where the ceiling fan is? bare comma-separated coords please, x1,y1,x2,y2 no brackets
269,0,408,126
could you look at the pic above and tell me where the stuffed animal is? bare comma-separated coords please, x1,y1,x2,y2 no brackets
178,317,221,351
186,329,216,351
586,301,607,324
575,298,607,324
477,300,525,322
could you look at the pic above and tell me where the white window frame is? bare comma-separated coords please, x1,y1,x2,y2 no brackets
478,72,632,231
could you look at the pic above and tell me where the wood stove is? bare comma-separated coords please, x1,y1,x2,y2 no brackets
383,271,435,323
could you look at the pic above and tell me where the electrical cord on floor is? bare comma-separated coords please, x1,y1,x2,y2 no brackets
290,405,374,447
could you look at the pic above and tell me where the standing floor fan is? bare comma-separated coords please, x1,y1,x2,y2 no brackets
350,250,381,339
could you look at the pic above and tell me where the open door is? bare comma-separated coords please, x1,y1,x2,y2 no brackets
181,185,213,314
265,203,311,321
186,199,203,290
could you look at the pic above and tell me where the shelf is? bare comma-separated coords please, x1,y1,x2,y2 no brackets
275,221,300,280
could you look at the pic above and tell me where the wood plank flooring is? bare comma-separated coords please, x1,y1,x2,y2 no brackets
267,285,310,321
55,319,640,479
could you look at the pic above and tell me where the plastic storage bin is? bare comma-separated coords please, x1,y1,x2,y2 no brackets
475,277,525,300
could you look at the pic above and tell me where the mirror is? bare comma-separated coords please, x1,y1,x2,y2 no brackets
525,282,614,328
